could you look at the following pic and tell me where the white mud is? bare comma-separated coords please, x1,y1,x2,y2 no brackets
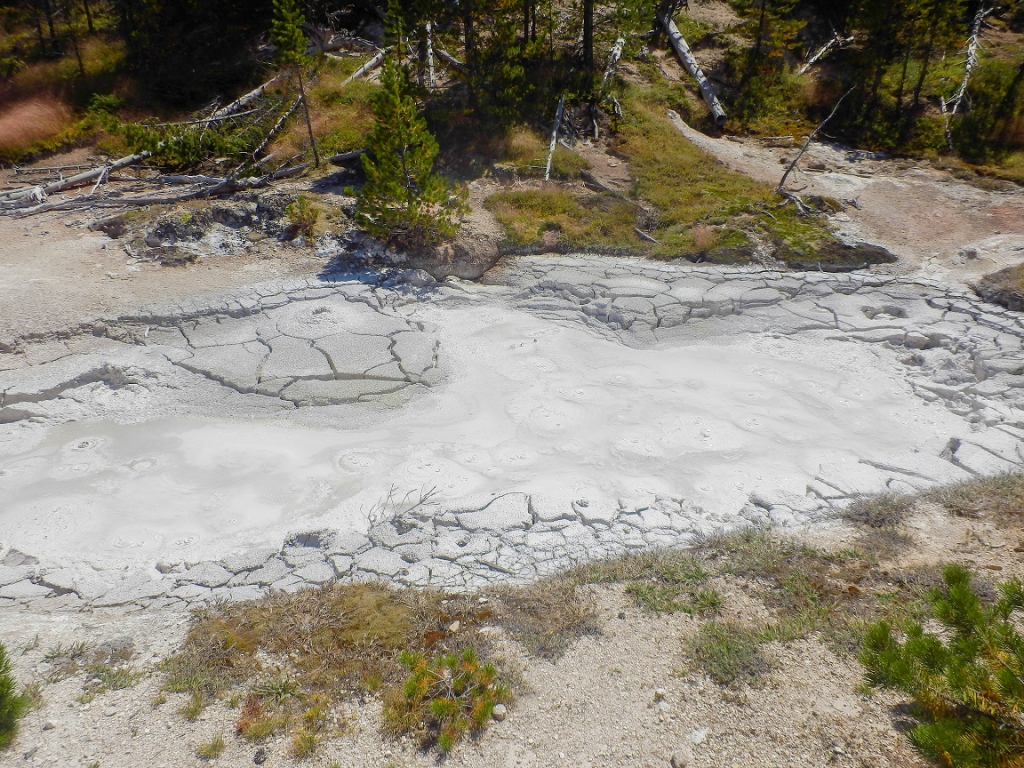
1,256,1023,607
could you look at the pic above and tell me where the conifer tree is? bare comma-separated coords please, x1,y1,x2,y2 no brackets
860,565,1024,767
0,642,28,750
356,51,467,247
272,0,320,166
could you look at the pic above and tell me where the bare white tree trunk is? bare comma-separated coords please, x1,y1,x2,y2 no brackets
425,21,436,89
943,4,989,149
210,75,281,119
796,31,854,76
545,94,566,182
598,36,625,99
659,13,727,127
341,48,388,87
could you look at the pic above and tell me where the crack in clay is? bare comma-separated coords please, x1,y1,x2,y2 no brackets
1,256,1023,608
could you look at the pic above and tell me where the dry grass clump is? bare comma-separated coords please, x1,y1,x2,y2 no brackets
842,492,914,529
0,96,73,152
926,472,1024,520
484,579,600,659
691,223,719,252
498,126,590,180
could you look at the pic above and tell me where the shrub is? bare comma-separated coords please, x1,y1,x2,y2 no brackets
860,565,1024,767
286,195,320,239
0,643,28,751
384,648,509,754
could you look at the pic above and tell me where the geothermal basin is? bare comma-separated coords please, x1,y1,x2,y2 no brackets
1,256,1022,607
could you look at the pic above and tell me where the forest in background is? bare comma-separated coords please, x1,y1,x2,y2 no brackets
0,0,1022,167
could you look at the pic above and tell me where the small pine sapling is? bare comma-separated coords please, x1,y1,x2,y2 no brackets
0,642,28,751
860,565,1024,767
386,648,509,754
355,50,467,248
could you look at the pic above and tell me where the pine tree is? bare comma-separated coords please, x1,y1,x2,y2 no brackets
860,565,1024,767
356,52,467,247
0,642,28,751
271,0,319,166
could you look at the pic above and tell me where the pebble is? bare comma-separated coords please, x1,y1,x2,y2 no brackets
492,703,507,721
670,749,691,768
103,707,117,717
42,721,56,731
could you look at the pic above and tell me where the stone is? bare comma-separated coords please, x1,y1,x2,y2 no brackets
180,561,233,588
246,558,291,586
573,497,619,526
670,748,692,768
457,493,531,532
0,580,51,599
294,562,335,585
354,547,408,577
0,565,30,587
42,721,56,731
491,703,507,722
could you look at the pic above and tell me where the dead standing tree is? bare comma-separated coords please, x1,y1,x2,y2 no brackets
942,4,990,151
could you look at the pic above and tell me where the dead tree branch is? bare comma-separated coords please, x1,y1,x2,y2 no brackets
943,4,989,150
210,75,281,119
778,88,854,192
796,31,854,76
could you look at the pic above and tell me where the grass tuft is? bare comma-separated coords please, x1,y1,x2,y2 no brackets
195,734,225,761
688,621,772,686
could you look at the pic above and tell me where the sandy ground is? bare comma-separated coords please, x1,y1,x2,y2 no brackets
666,114,1024,285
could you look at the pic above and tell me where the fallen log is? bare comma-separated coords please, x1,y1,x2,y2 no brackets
328,149,366,166
342,48,387,87
778,88,854,193
252,97,303,158
436,49,464,70
11,164,310,216
659,12,726,127
634,227,660,244
210,75,281,119
0,151,152,205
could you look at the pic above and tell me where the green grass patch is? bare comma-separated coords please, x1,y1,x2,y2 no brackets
486,188,639,251
688,621,771,686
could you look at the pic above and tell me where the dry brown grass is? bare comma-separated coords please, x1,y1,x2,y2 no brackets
0,96,73,152
691,223,719,251
926,472,1024,520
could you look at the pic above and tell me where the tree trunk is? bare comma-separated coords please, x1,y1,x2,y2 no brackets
41,0,57,45
81,0,93,33
297,68,320,168
582,0,595,77
63,1,85,76
895,41,912,114
33,7,47,56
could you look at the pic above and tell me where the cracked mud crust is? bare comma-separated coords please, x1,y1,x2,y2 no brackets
1,256,1023,610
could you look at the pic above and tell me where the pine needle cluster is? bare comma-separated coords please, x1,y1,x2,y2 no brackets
384,647,509,754
860,565,1024,767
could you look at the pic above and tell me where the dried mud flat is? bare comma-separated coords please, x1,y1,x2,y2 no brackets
0,138,1023,768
